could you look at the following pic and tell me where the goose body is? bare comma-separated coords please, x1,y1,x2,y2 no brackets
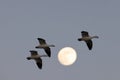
36,44,55,48
35,38,55,57
78,31,99,50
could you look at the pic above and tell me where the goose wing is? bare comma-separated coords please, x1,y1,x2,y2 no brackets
85,40,93,50
81,31,89,37
30,50,38,56
44,47,51,57
35,57,42,69
37,38,46,45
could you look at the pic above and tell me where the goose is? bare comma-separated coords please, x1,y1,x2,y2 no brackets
27,50,47,69
35,38,55,57
78,31,99,50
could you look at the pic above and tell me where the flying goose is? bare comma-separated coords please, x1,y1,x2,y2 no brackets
35,38,55,57
27,50,47,69
78,31,99,50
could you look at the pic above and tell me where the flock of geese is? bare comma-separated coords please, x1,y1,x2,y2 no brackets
27,38,55,69
27,31,99,69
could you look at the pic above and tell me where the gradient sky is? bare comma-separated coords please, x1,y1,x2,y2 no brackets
0,0,120,80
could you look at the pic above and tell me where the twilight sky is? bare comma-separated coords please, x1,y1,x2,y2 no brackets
0,0,120,80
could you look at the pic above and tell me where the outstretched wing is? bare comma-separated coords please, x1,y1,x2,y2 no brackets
85,40,93,50
44,47,51,57
35,58,42,69
37,38,46,45
81,31,89,37
30,50,38,56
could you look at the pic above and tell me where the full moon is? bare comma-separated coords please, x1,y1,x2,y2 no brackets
58,47,77,66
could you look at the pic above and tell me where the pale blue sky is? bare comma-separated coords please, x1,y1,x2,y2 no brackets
0,0,120,80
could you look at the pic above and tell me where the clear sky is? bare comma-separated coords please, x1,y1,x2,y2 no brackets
0,0,120,80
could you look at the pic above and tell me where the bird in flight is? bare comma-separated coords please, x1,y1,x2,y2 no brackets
78,31,99,50
27,50,47,69
35,38,55,57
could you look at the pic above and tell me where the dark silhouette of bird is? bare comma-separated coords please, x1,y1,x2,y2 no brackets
78,31,99,50
35,38,55,57
27,50,47,69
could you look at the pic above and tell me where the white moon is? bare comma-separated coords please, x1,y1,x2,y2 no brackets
58,47,77,66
